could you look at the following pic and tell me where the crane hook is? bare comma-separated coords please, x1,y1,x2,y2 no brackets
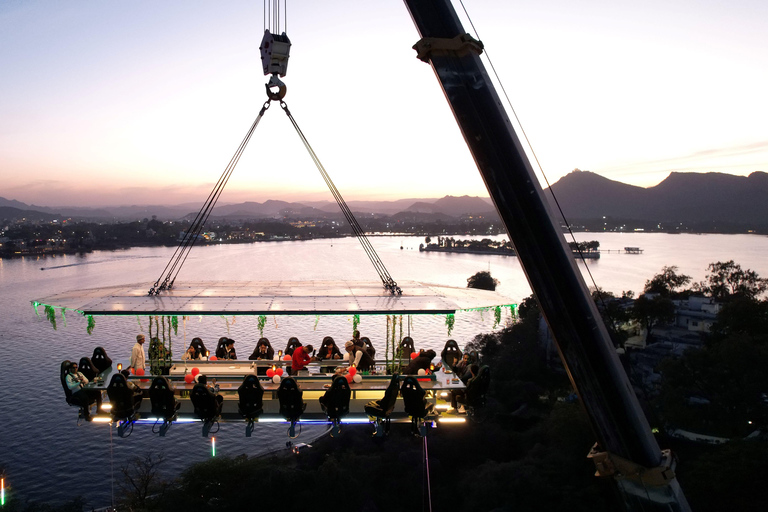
265,74,287,101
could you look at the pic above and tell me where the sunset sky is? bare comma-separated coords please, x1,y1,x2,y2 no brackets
1,0,766,207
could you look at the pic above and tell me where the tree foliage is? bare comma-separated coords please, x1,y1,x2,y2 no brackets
630,294,675,340
643,265,691,297
467,270,499,291
696,260,768,301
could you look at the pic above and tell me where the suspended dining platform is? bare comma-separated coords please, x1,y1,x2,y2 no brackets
33,280,515,317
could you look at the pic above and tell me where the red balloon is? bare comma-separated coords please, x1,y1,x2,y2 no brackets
209,356,218,361
266,368,275,378
275,368,284,376
410,352,418,360
184,374,194,384
348,366,357,376
283,354,291,361
345,373,354,384
191,367,200,377
136,368,145,376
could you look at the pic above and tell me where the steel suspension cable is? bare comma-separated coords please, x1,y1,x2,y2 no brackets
279,100,402,294
149,101,271,295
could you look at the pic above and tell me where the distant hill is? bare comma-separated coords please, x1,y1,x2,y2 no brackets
0,195,497,221
546,170,768,227
7,171,767,229
0,206,59,222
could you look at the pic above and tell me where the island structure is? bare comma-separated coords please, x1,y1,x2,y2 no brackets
419,237,601,259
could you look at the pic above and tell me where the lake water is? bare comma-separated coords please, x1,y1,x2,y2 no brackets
1,233,767,506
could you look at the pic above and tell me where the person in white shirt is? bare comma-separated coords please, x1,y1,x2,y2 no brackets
129,334,146,373
66,362,101,420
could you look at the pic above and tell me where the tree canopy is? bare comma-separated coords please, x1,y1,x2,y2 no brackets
643,265,691,297
696,260,768,301
467,270,499,291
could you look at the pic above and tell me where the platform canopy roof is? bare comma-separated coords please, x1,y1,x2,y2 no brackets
33,280,515,316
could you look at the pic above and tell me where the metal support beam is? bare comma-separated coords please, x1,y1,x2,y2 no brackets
403,1,689,509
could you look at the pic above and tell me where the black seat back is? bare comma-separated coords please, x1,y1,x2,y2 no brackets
401,376,430,418
249,337,275,360
60,360,75,403
360,337,375,358
190,337,208,359
107,372,141,420
365,373,400,417
319,336,341,358
191,384,221,421
398,337,415,359
215,337,228,359
149,376,178,420
278,377,305,422
238,374,265,420
466,365,491,408
441,339,463,369
78,357,99,381
321,375,351,420
91,347,112,373
468,350,480,364
284,337,302,356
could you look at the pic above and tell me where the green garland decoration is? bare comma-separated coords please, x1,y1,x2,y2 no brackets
137,315,143,333
45,305,57,330
148,316,153,339
352,314,360,335
313,315,319,331
161,314,166,342
445,313,455,337
33,301,40,317
61,308,67,328
494,305,502,329
258,315,267,337
172,315,178,335
87,315,96,335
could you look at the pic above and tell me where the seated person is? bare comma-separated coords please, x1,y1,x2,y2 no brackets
120,369,145,408
190,337,209,359
196,375,224,407
249,338,274,360
344,340,375,372
291,344,316,375
182,343,202,360
224,338,237,359
403,349,437,375
214,337,229,359
449,364,479,413
249,337,274,375
220,339,237,360
65,362,102,420
317,336,342,360
453,353,471,383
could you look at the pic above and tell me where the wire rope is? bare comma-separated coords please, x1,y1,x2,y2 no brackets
279,101,402,294
149,101,271,295
458,1,621,328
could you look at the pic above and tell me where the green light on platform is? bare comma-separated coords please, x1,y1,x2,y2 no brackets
211,436,216,457
2,476,5,506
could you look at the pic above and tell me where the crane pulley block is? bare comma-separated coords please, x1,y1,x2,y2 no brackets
260,30,291,77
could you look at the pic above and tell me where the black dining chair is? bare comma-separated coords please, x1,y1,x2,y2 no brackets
364,373,400,437
238,374,265,437
319,375,351,436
